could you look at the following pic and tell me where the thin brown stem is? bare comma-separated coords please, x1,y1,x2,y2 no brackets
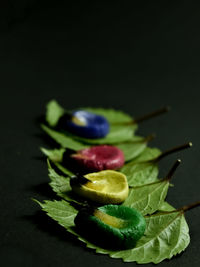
180,201,200,212
164,159,181,181
133,106,171,124
112,106,170,125
155,142,193,162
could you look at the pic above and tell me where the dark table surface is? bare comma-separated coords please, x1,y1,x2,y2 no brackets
1,1,200,266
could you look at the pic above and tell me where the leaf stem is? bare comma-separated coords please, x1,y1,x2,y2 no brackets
133,106,171,124
155,142,192,162
164,159,181,181
112,106,170,125
180,201,200,212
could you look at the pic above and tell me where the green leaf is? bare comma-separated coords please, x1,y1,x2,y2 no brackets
116,137,147,162
123,179,169,215
47,160,74,201
132,147,161,163
45,101,138,144
158,201,175,212
35,199,190,264
41,147,66,162
41,136,147,165
41,124,88,150
81,107,133,124
121,161,159,187
110,211,190,264
35,199,77,229
65,125,137,145
120,147,161,186
46,100,65,127
47,161,167,215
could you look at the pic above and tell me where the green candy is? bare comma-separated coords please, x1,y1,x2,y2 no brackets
74,204,146,249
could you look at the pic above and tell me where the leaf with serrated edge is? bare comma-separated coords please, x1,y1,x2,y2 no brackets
46,100,65,127
120,147,161,186
43,147,159,188
47,162,169,217
35,199,190,264
35,199,77,228
41,124,88,150
41,135,147,164
47,160,74,201
45,100,138,144
123,180,169,215
121,161,159,187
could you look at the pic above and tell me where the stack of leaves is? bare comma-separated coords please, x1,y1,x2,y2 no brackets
35,100,195,264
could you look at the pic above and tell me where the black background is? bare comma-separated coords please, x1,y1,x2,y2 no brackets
1,1,200,266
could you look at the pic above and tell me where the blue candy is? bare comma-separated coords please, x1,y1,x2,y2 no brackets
64,110,110,139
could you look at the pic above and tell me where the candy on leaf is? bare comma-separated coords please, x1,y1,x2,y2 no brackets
71,145,125,171
70,170,129,204
59,110,110,139
74,204,146,249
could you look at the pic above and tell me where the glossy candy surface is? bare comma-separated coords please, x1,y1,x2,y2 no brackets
74,204,146,249
71,145,125,171
70,170,129,204
63,110,110,139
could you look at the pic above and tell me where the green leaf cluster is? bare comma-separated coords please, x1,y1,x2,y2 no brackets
35,100,190,264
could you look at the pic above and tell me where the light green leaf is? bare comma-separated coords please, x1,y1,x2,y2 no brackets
45,101,138,144
123,180,169,215
116,137,147,162
41,136,147,166
47,160,74,201
132,147,161,163
46,100,65,127
35,199,77,228
41,147,66,162
41,148,75,176
41,124,88,150
35,199,190,264
120,147,161,186
121,161,159,187
159,201,175,212
111,211,190,264
81,107,133,124
66,124,137,145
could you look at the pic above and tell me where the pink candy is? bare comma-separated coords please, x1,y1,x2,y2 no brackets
71,145,125,172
